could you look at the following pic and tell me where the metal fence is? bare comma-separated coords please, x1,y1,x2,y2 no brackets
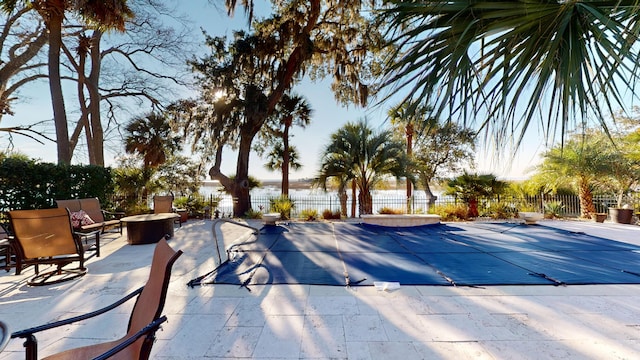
186,192,640,218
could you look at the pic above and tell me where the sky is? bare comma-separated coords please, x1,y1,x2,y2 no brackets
4,0,546,182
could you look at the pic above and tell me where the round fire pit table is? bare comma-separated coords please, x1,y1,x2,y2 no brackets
121,213,180,245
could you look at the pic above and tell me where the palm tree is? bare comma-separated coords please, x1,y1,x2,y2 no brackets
263,142,303,177
124,112,181,202
317,119,410,215
445,173,508,218
388,101,433,211
534,134,611,218
380,1,640,148
265,93,313,196
0,0,133,164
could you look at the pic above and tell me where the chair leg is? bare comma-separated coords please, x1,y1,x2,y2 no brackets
24,334,38,360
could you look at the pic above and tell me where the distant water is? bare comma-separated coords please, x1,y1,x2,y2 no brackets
200,181,432,198
200,181,440,216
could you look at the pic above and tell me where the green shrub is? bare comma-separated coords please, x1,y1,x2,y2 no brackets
270,196,294,220
378,207,404,214
429,204,469,221
518,202,537,212
244,209,263,219
175,196,207,218
322,209,341,220
482,202,517,219
300,209,318,221
544,201,565,219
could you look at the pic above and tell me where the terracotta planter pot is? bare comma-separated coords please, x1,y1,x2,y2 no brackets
608,208,633,224
590,213,607,223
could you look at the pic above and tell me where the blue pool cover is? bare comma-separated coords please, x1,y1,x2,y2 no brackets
188,222,640,287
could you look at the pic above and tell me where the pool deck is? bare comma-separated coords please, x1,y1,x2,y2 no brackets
2,219,640,359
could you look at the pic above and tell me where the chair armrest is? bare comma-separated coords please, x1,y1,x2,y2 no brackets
74,230,100,238
91,316,167,360
101,210,125,220
11,286,143,339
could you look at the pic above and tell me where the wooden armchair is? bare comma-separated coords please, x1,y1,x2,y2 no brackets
8,208,95,285
11,237,183,360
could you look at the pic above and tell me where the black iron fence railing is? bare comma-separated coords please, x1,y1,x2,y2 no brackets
151,192,640,219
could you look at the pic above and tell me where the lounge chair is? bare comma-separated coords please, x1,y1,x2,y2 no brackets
11,237,183,360
153,195,182,227
8,208,95,285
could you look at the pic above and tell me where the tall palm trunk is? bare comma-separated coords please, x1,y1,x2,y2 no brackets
578,177,596,218
282,119,291,196
48,11,71,164
406,122,413,213
351,179,356,218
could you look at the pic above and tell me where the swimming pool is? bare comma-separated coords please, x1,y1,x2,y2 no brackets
190,221,640,288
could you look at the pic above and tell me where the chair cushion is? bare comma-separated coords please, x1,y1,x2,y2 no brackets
70,210,95,228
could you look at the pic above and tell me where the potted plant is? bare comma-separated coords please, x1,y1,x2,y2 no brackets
609,204,634,224
589,212,607,223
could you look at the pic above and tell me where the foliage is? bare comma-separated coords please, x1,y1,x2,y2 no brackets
258,93,313,196
174,196,217,218
156,155,204,197
125,112,182,169
446,173,508,202
429,204,469,222
480,202,517,220
262,143,302,174
544,201,565,219
517,202,537,213
170,0,385,217
244,208,263,219
388,101,476,210
316,119,411,215
0,156,114,212
380,0,640,149
111,164,159,214
533,131,613,217
445,172,508,217
269,195,294,220
299,209,318,221
378,207,404,215
321,209,342,220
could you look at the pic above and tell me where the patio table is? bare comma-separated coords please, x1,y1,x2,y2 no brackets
121,213,180,245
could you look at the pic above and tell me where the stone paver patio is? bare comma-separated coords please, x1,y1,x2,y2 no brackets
1,219,640,359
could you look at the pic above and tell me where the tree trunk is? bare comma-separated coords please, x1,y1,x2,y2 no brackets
351,179,357,218
406,122,413,213
468,197,479,218
360,182,373,215
88,30,104,166
338,189,347,217
422,179,438,211
233,131,253,217
578,177,596,218
48,13,71,165
282,122,290,196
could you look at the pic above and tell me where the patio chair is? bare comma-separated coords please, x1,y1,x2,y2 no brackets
11,237,183,360
0,222,12,271
153,195,181,227
8,208,92,285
